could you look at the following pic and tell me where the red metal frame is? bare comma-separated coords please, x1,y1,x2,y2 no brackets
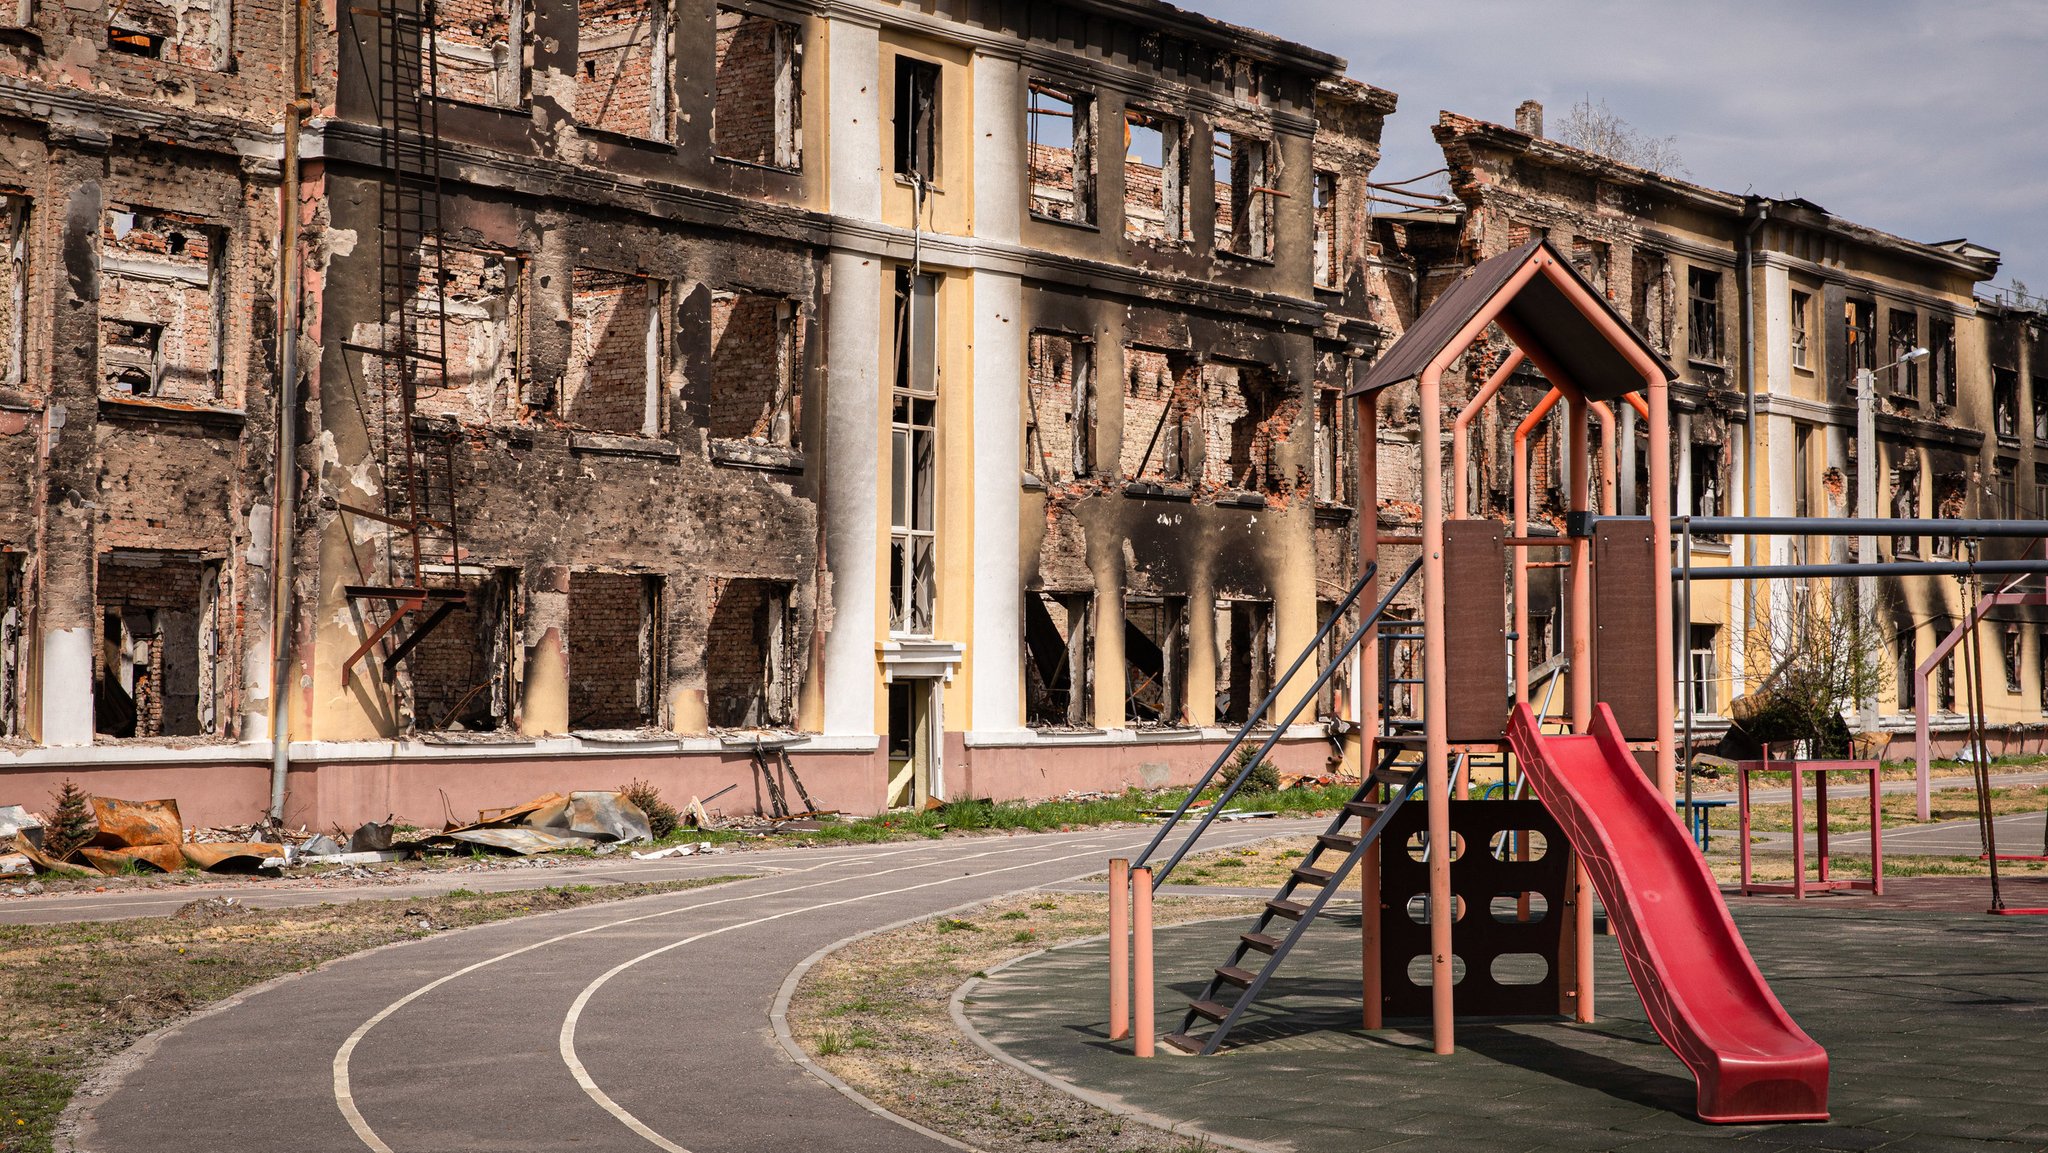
1737,760,1884,898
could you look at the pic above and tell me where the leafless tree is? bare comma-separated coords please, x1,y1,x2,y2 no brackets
1555,97,1689,178
1729,581,1891,759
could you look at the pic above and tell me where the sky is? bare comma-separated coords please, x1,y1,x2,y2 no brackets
1197,0,2048,301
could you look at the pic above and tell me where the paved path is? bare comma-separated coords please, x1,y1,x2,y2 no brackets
64,820,1318,1153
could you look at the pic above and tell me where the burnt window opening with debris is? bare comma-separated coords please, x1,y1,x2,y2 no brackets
414,248,522,422
1890,459,1921,558
1214,599,1273,727
93,553,220,740
714,8,801,169
1023,592,1092,728
1122,346,1196,487
99,209,225,405
1789,290,1811,370
1027,81,1094,225
1930,316,1957,406
1994,368,2020,442
1630,249,1668,350
1995,459,2018,519
108,0,229,67
1123,109,1185,244
1571,236,1609,298
1213,129,1274,260
0,196,23,385
1889,310,1920,399
1208,360,1295,495
565,267,662,436
1690,443,1723,521
1893,619,1917,712
890,270,939,636
407,569,517,733
427,0,523,108
1315,599,1348,719
1686,266,1722,363
1312,373,1354,506
1932,473,1966,559
1845,298,1876,375
1126,596,1188,727
576,0,670,139
0,552,20,739
2035,378,2048,441
708,291,802,448
1936,618,1957,713
706,578,797,730
569,571,661,730
893,56,940,183
1792,424,1813,520
1025,331,1093,483
2036,463,2048,526
1313,170,1339,289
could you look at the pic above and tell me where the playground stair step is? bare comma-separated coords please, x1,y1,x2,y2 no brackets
1169,744,1427,1056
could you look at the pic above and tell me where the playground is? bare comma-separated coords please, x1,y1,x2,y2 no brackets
1088,236,2048,1134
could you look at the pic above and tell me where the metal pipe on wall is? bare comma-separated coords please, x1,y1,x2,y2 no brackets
268,0,313,823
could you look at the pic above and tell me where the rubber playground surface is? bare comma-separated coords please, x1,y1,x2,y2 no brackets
963,878,2048,1153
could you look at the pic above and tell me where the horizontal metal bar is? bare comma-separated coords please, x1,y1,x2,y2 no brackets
1676,559,2048,580
1672,515,2048,539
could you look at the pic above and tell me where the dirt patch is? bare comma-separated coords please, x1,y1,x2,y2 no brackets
0,876,745,1153
787,892,1259,1152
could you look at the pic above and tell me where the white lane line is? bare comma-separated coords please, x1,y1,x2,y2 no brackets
556,833,1145,1152
330,833,1140,1152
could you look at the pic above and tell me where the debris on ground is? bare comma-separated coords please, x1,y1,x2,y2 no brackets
0,803,44,847
629,842,717,860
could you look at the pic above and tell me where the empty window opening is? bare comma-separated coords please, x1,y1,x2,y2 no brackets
1629,250,1668,349
2036,463,2048,525
706,578,797,729
1121,346,1196,485
569,571,660,730
577,0,668,138
108,0,227,66
1932,473,1966,559
2005,623,2025,696
1888,310,1920,399
1206,360,1295,494
93,553,219,739
99,209,224,404
1994,368,2019,440
1789,290,1811,370
893,56,940,183
1934,616,1957,713
565,267,661,435
1123,110,1183,243
1995,459,2018,519
890,270,938,635
1686,266,1722,362
414,247,522,422
1024,592,1092,728
1890,460,1920,557
1025,331,1093,482
1214,599,1273,727
1845,298,1875,374
0,553,20,739
713,9,800,169
1213,129,1274,259
1930,316,1957,406
1894,619,1917,712
1313,170,1339,288
708,292,802,446
1792,425,1812,520
1125,596,1187,727
1571,236,1609,297
1690,443,1722,519
406,569,516,732
1312,369,1353,505
1027,81,1093,225
427,0,522,107
1315,599,1346,719
0,196,21,386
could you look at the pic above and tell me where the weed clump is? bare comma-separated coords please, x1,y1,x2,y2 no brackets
621,778,681,838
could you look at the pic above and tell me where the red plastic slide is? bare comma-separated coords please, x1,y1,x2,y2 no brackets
1505,703,1829,1123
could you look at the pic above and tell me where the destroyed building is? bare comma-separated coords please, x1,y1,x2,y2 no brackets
0,5,2038,829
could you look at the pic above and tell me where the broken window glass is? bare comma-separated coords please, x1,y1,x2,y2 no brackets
890,270,938,636
1027,81,1093,225
894,56,940,183
1686,266,1721,362
1789,290,1811,370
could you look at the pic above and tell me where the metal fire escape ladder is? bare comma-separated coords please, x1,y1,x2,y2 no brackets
339,0,467,686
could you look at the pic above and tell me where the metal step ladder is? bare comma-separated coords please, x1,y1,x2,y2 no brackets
1164,744,1426,1055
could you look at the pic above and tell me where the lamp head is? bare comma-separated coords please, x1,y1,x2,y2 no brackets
1904,346,1930,362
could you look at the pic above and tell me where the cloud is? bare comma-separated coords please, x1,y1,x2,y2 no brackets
1198,0,2048,293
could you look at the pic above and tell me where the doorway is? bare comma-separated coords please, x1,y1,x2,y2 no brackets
886,678,940,810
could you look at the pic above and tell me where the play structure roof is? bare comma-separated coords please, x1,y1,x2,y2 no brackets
1351,237,1677,402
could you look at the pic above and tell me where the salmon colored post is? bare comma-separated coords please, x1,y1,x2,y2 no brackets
1108,858,1129,1041
1512,386,1564,709
1362,832,1382,1029
1568,391,1598,1018
1131,865,1154,1057
1452,348,1525,519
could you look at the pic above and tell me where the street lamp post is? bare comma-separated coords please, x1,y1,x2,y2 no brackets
1856,346,1929,728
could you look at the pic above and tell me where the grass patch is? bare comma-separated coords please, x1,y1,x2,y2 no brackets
0,875,746,1153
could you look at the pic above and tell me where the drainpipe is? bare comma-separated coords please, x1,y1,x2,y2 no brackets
269,0,312,823
1737,198,1769,697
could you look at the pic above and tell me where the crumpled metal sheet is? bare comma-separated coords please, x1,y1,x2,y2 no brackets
470,793,568,829
80,844,185,874
561,792,652,843
8,834,74,873
90,797,183,848
438,827,593,855
180,843,285,872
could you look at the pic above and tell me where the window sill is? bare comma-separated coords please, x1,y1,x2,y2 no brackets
1313,500,1355,523
1215,248,1276,266
714,154,802,176
709,438,803,473
431,94,530,116
1029,210,1099,233
894,174,945,193
568,431,680,460
1313,282,1343,296
1021,471,1047,491
1217,489,1268,509
1123,480,1193,501
1124,233,1190,250
1686,356,1728,372
98,396,245,429
575,123,674,151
